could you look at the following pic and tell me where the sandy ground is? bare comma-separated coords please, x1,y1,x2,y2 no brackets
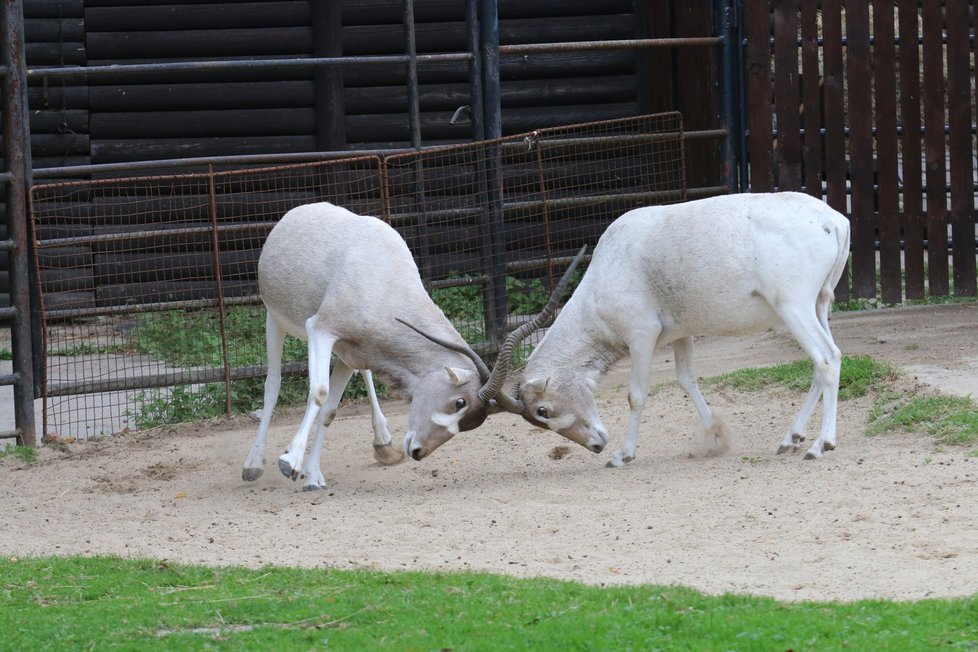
2,303,976,602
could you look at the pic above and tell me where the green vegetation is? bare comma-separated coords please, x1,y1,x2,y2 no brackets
129,273,572,428
704,355,977,453
49,343,133,357
0,348,11,361
0,445,37,463
706,355,896,400
868,394,978,446
2,556,976,651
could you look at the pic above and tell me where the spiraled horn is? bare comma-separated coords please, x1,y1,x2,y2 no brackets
478,245,587,407
394,317,492,382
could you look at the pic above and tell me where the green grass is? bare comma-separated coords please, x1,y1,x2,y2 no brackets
706,355,897,401
2,556,976,651
834,294,977,312
0,348,11,361
0,445,37,463
128,274,570,428
704,355,978,452
49,343,132,357
868,394,978,446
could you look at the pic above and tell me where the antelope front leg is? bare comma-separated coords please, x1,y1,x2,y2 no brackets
608,328,659,468
364,369,404,465
278,322,336,480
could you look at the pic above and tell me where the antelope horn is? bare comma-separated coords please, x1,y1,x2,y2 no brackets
478,245,587,408
395,318,492,382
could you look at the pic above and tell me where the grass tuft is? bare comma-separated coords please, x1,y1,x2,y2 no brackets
706,355,896,401
0,445,37,463
868,394,978,446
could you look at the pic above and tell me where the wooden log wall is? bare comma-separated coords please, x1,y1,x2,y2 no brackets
10,0,722,309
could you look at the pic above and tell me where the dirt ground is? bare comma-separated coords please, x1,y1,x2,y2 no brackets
2,303,976,602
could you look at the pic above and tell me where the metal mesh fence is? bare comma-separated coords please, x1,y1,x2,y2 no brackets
30,112,686,438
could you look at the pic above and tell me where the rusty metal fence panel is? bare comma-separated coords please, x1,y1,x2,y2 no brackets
29,112,687,439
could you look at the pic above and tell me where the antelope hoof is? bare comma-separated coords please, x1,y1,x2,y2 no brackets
302,482,327,492
277,457,299,481
606,450,633,468
776,445,794,455
822,442,836,452
373,443,406,466
241,467,264,482
803,452,818,460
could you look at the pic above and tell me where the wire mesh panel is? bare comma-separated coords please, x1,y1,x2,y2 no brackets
384,112,686,359
31,156,384,437
30,113,685,438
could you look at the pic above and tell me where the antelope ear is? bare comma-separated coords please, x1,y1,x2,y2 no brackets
585,377,598,392
445,367,475,386
525,377,550,394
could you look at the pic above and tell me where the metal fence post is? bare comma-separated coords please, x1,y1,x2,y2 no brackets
715,0,744,193
1,0,35,446
478,0,508,355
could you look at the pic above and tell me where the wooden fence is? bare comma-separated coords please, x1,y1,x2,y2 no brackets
744,1,978,303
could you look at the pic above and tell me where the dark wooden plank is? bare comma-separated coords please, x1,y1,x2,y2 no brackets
24,0,84,18
634,0,673,115
921,0,949,296
89,81,313,111
24,18,84,42
28,85,89,110
845,1,875,299
821,0,847,300
799,1,821,197
772,0,800,190
93,249,262,286
673,3,719,188
85,27,313,60
946,0,976,297
26,41,86,66
313,1,345,151
90,108,315,139
344,0,635,24
95,280,256,306
872,0,901,305
90,135,317,164
744,0,773,192
85,3,310,31
899,3,925,300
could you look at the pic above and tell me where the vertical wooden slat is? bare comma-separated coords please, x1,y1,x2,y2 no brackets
945,0,977,296
821,0,848,300
921,0,949,296
846,1,875,299
899,4,925,300
799,1,821,198
772,0,800,190
635,0,673,115
313,1,345,150
745,0,773,192
674,4,721,189
872,0,901,304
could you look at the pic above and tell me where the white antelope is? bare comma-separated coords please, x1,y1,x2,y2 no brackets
242,202,581,490
483,192,851,464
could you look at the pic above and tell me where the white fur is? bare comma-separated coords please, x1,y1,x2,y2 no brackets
518,192,850,463
241,202,487,490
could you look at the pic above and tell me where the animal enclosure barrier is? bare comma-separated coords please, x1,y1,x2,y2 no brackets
30,112,686,438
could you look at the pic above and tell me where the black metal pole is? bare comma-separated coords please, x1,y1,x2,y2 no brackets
715,0,744,192
403,0,422,149
465,0,485,141
478,0,508,355
2,0,36,446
